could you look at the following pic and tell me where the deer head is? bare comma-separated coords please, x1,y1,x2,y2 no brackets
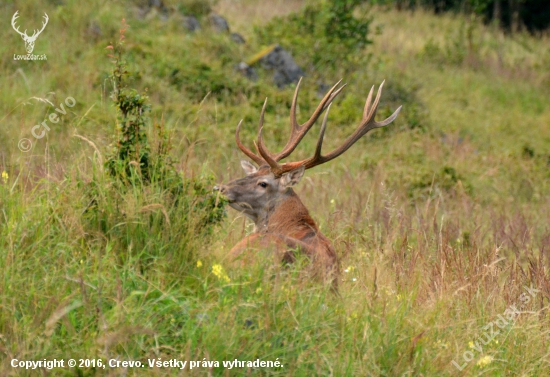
217,78,402,228
218,162,306,225
11,11,49,54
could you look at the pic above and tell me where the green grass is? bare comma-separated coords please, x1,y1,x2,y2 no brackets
1,0,550,375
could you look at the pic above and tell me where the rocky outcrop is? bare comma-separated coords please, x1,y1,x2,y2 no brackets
183,16,201,32
209,14,229,33
259,45,304,88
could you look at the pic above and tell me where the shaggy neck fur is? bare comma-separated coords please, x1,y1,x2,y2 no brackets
255,189,318,241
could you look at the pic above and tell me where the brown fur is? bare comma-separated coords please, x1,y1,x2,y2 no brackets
226,178,338,287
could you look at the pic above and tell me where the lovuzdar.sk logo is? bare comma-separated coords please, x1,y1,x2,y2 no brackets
11,10,48,61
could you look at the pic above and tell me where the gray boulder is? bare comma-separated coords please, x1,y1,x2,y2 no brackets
236,62,258,81
230,32,246,44
259,45,305,88
209,14,229,33
136,0,169,20
183,16,201,32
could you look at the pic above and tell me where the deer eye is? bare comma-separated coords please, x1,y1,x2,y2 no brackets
258,182,268,188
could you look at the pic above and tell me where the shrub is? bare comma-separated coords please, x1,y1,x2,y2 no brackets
91,20,227,262
256,0,373,74
177,0,218,17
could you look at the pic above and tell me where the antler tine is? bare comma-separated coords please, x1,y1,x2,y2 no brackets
362,85,375,120
256,99,284,174
313,103,331,160
11,11,25,36
288,76,303,131
39,13,48,34
31,13,49,38
313,81,401,166
275,79,344,161
276,103,333,173
282,81,401,171
235,120,264,166
362,80,402,129
365,80,385,124
322,84,347,112
233,80,401,176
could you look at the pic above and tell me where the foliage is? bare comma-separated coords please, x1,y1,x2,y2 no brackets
371,0,550,32
407,165,474,199
105,20,153,182
421,19,479,67
323,0,372,49
177,0,218,17
256,0,373,73
97,19,226,251
1,0,550,375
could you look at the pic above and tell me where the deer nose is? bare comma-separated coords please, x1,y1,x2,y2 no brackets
213,185,225,193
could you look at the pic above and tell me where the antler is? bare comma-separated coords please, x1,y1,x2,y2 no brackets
286,81,402,171
274,78,346,161
11,11,26,37
236,80,401,176
30,13,49,39
11,11,48,40
235,78,346,175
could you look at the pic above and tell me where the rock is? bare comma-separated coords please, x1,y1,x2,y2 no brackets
236,62,258,81
259,45,304,88
244,319,257,329
209,13,229,33
230,32,246,44
136,0,170,20
149,0,163,7
183,16,201,32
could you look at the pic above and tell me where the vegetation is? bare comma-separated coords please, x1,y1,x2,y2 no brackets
1,0,549,375
257,0,373,72
372,0,550,32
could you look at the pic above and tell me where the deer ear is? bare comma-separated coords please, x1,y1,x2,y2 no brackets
281,165,305,188
241,160,258,175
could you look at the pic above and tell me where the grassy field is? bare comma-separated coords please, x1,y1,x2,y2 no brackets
1,0,550,375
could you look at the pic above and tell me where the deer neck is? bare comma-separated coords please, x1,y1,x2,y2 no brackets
255,189,318,239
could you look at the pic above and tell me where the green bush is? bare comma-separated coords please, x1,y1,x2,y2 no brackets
96,20,227,261
407,165,474,200
177,0,218,17
372,0,550,32
256,0,373,74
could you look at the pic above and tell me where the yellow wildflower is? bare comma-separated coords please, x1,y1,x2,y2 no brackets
476,355,493,367
212,264,230,283
196,260,202,268
1,171,7,184
469,341,475,349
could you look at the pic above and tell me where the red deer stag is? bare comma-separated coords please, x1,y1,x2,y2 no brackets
216,79,401,285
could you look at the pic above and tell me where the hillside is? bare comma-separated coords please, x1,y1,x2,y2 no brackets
1,0,549,375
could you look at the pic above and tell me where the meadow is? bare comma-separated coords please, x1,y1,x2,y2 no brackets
1,0,549,375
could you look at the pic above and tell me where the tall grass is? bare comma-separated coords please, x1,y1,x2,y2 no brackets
1,0,549,375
